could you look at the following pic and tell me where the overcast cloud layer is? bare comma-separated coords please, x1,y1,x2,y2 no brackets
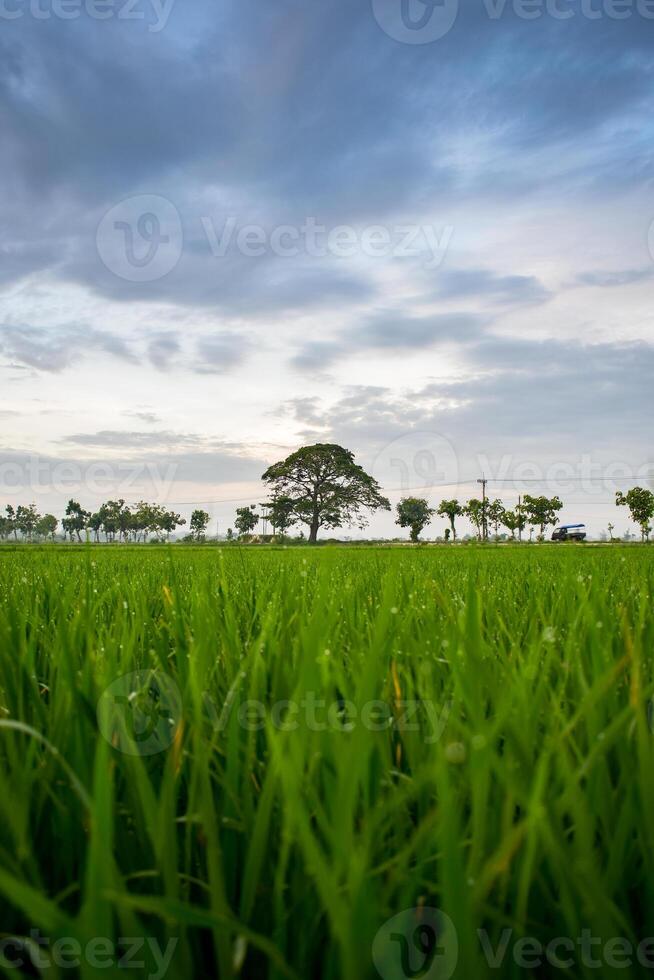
1,0,653,536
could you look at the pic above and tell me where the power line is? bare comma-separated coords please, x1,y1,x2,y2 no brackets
484,477,653,484
156,475,652,506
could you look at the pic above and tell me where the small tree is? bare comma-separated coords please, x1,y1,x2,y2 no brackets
5,505,17,540
503,508,527,541
437,499,463,542
36,514,58,541
522,495,563,541
114,500,132,543
487,499,505,541
607,522,615,542
266,495,296,540
396,497,435,543
16,504,41,541
190,509,210,542
62,499,90,542
100,499,130,543
464,498,486,542
132,501,159,542
88,512,103,543
616,488,654,542
160,510,186,541
235,505,259,538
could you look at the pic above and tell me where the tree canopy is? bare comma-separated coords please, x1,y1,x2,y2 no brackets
189,510,210,541
265,495,296,539
235,506,259,537
502,507,526,540
262,444,390,543
437,499,463,541
464,498,486,541
616,488,654,542
522,495,563,539
396,497,435,542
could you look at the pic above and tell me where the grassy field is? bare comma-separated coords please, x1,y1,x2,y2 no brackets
0,544,653,979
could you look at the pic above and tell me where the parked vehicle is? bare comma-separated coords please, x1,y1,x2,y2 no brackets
552,524,586,542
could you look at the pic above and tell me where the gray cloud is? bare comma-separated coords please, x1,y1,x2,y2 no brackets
284,336,654,457
575,268,654,288
1,3,653,311
0,324,135,372
123,410,162,425
0,444,268,490
292,311,487,369
0,323,255,376
63,430,205,449
431,269,552,306
147,333,181,371
193,333,250,374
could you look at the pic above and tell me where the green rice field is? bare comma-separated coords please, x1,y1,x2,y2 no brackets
0,545,653,979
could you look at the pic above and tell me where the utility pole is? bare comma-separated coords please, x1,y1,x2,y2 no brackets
517,495,522,544
259,502,270,539
477,477,488,542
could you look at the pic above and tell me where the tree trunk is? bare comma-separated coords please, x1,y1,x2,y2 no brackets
308,496,320,543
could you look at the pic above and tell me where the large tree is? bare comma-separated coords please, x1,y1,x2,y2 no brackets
262,444,390,543
396,497,435,543
616,487,654,542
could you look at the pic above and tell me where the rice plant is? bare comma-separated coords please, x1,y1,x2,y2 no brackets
0,544,652,979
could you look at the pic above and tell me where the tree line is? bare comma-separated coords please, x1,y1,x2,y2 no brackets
1,444,652,543
395,494,562,543
0,499,213,543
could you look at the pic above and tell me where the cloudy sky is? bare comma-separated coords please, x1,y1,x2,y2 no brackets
1,0,653,537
